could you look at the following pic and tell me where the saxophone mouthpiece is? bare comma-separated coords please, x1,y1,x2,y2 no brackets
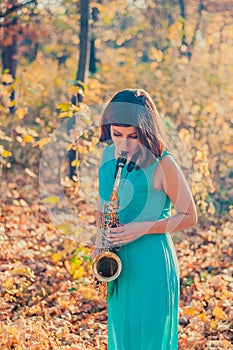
120,151,129,158
118,151,128,165
114,151,128,178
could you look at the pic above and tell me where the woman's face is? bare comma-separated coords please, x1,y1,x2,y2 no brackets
110,125,140,158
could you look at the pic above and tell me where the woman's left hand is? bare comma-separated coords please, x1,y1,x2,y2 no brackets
108,222,153,246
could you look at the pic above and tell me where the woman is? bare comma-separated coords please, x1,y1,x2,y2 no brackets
93,89,197,350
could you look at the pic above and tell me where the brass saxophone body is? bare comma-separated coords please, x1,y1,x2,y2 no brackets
92,151,128,300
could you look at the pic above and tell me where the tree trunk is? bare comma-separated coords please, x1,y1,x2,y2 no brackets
68,0,90,180
89,5,100,74
178,0,204,59
1,0,37,113
2,18,18,114
89,36,96,74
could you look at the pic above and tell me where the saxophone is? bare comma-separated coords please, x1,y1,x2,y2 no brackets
92,151,128,300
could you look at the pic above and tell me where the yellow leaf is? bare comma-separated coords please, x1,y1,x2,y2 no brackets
151,48,163,62
226,145,233,153
197,313,207,321
168,23,182,40
42,195,60,204
212,306,226,320
203,103,216,114
34,137,50,149
1,149,12,158
68,85,82,95
72,266,85,279
183,306,196,316
57,102,71,112
77,145,88,153
70,258,82,270
191,105,201,115
150,61,159,70
102,64,110,72
207,35,214,45
59,111,73,118
191,172,203,182
179,128,190,143
2,74,13,84
172,101,180,110
2,277,14,288
23,134,34,143
208,202,215,215
223,340,231,347
210,318,217,331
54,77,63,88
16,108,27,120
15,266,35,278
9,99,16,107
52,252,62,262
71,159,80,167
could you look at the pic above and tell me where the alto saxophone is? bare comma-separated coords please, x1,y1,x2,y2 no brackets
92,151,128,300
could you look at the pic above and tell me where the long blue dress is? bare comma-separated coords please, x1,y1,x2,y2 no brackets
98,145,180,350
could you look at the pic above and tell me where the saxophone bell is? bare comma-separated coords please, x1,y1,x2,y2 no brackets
92,250,122,282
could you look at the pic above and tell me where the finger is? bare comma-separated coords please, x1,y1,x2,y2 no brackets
108,235,120,243
110,227,124,232
108,231,123,236
108,232,125,240
111,239,125,246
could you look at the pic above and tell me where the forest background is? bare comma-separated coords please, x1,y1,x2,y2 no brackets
0,0,232,349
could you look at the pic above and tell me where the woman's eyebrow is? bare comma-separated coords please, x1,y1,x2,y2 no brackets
112,129,138,136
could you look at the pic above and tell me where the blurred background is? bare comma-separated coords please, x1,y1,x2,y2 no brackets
0,1,232,349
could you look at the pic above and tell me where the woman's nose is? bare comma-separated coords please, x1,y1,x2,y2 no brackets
118,137,129,150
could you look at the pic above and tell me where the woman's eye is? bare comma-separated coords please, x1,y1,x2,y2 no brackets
113,133,138,139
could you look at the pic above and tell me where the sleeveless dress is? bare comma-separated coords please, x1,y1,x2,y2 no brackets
98,145,180,350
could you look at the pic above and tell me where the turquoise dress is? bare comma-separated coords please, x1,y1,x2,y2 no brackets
98,145,179,350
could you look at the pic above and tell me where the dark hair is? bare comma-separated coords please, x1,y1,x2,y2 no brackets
99,88,168,168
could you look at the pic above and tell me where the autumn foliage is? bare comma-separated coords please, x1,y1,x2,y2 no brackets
0,0,232,348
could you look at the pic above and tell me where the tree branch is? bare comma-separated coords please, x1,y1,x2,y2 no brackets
178,0,204,59
189,1,204,51
0,0,37,20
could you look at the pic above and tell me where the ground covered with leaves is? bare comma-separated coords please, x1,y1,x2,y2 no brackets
0,166,232,349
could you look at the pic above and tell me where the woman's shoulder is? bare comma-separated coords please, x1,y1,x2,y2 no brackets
152,150,178,190
148,150,175,170
100,144,115,164
158,151,179,175
160,149,175,161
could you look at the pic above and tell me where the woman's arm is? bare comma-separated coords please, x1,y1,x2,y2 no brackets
150,154,198,233
108,155,197,245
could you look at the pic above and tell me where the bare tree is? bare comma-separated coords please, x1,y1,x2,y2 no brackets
178,0,204,59
68,0,90,179
0,0,37,113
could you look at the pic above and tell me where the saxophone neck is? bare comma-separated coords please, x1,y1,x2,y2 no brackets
110,190,119,202
112,151,128,195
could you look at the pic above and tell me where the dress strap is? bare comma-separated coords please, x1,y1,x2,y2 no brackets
146,150,173,189
160,149,172,160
